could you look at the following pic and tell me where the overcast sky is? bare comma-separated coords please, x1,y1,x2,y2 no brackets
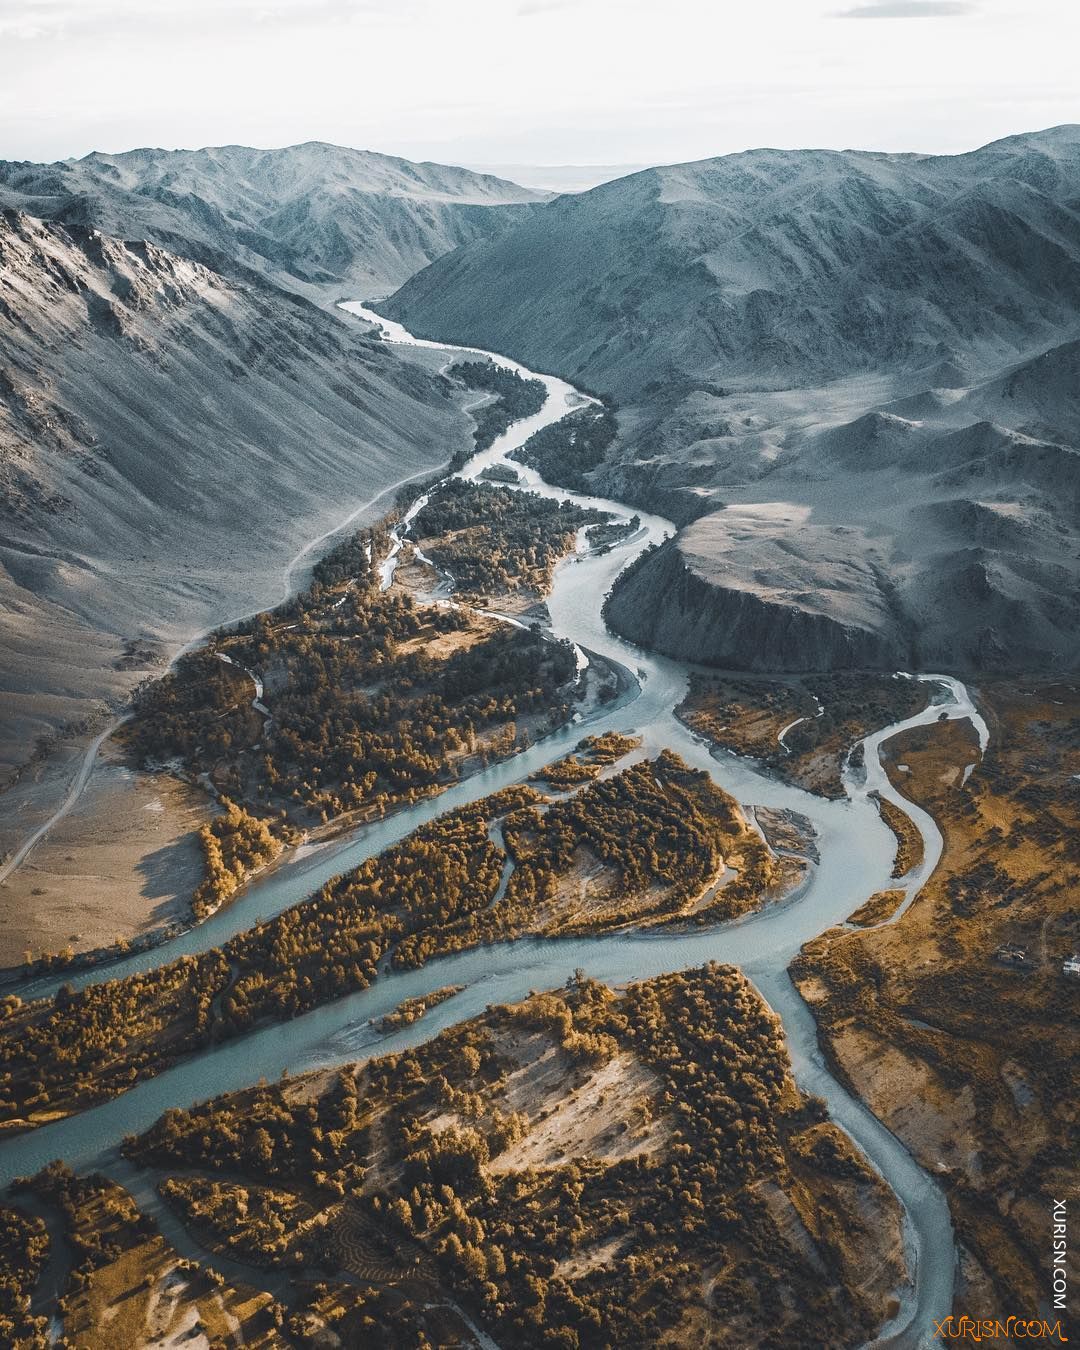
1,0,1077,170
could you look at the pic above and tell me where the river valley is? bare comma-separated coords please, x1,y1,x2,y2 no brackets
0,302,992,1350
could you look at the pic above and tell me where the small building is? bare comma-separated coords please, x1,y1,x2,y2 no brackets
1063,953,1080,979
994,943,1029,968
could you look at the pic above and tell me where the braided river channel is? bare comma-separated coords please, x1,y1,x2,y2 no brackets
1,302,990,1348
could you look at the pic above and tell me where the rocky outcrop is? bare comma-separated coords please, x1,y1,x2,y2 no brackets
605,535,909,672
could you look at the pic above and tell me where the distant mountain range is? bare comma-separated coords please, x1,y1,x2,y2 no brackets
383,127,1080,674
464,163,649,194
0,141,544,299
386,126,1080,393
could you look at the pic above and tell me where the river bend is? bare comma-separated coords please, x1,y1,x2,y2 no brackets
0,301,991,1350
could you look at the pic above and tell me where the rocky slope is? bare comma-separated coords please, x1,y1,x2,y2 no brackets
0,208,471,784
384,126,1080,395
0,142,544,300
605,395,1080,673
387,127,1080,674
606,416,1080,674
606,519,909,672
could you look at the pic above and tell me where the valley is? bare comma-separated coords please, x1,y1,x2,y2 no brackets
0,303,1001,1350
384,128,1080,679
0,208,474,811
0,130,1077,1349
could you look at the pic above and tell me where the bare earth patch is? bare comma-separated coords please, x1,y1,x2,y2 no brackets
0,743,207,968
487,1034,670,1171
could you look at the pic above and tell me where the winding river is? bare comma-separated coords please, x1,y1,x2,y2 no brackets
0,303,990,1350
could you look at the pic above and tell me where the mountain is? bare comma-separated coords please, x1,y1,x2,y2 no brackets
384,126,1080,395
0,142,545,300
606,412,1079,673
385,128,1080,675
0,208,470,784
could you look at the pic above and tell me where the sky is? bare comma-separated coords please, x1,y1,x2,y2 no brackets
1,0,1077,173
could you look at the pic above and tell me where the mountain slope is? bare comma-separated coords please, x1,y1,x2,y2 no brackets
606,414,1080,674
384,127,1080,676
0,142,545,299
0,208,471,783
384,126,1080,396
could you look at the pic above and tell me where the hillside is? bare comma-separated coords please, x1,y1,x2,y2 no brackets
0,142,544,299
387,128,1080,674
385,126,1080,394
0,208,471,786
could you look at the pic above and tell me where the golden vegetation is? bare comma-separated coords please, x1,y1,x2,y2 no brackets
793,679,1080,1317
193,797,284,919
870,790,924,877
17,1163,285,1348
847,889,906,927
581,731,641,764
678,672,928,798
120,508,585,929
0,1203,49,1348
126,521,580,837
411,479,606,598
0,753,789,1129
127,964,907,1348
379,985,465,1032
534,731,641,791
160,1176,308,1267
0,952,230,1129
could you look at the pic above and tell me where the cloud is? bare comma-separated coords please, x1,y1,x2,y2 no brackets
833,1,974,15
0,0,401,41
516,0,587,12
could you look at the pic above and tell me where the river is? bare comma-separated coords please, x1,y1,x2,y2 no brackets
0,301,990,1349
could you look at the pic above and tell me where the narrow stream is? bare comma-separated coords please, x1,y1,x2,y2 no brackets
0,302,990,1350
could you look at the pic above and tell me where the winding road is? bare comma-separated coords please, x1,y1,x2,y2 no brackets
0,301,990,1350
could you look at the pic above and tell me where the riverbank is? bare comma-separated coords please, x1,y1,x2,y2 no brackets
0,376,627,985
0,299,983,1349
793,677,1080,1326
0,451,461,965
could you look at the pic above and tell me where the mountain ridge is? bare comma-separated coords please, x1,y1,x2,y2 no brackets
0,141,546,300
0,206,472,783
382,127,1080,675
383,124,1080,393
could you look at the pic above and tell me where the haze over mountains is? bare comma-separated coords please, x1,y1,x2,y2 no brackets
385,126,1080,673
